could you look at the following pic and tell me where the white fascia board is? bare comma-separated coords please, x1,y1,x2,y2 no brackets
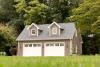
27,23,39,29
48,21,61,28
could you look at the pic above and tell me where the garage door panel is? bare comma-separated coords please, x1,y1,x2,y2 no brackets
44,43,65,56
23,43,42,56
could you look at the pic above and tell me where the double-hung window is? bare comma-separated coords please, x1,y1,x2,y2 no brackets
31,29,36,35
52,27,57,35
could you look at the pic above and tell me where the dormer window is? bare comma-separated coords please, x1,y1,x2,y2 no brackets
28,23,40,36
48,21,63,36
52,27,57,35
31,29,36,35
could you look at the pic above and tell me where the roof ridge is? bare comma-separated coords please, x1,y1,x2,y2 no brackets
36,22,75,26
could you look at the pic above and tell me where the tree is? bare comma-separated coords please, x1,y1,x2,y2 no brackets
0,0,17,22
14,0,47,25
67,0,100,54
0,23,16,52
68,0,100,34
15,0,82,25
9,18,25,35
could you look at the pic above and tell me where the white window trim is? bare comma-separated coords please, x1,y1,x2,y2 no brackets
48,21,61,36
70,39,72,55
31,29,36,35
52,27,57,35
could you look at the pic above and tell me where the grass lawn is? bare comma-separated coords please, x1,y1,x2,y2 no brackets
0,56,100,67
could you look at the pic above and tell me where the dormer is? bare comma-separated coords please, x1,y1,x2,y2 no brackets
48,21,63,36
28,23,40,36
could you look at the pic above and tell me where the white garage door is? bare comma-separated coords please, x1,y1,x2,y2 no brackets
44,42,65,56
23,43,42,56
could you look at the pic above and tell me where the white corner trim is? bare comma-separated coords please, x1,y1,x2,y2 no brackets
48,21,61,28
70,39,72,55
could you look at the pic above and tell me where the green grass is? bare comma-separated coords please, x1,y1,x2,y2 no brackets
0,56,100,67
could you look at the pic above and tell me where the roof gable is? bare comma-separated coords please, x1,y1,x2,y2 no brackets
48,21,61,28
28,23,39,29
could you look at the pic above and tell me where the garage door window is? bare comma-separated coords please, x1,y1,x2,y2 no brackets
29,44,32,47
25,44,28,47
55,43,59,46
33,44,37,47
33,44,41,47
24,43,41,47
46,44,54,46
37,44,41,47
60,43,64,46
46,44,49,46
45,43,64,47
50,44,54,46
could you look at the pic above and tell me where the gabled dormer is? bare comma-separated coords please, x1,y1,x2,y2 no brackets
28,23,39,36
48,21,63,36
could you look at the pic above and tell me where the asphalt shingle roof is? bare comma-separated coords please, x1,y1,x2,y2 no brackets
16,23,76,41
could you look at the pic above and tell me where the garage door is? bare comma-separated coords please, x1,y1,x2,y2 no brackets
44,42,65,56
23,43,42,56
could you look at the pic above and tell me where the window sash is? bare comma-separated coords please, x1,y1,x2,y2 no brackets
31,29,36,35
52,27,57,34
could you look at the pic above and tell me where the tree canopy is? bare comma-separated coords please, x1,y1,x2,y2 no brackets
14,0,82,25
0,0,17,22
68,0,100,54
68,0,100,35
0,23,16,51
14,0,47,24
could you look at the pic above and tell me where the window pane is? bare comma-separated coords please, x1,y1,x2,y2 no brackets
60,43,64,46
50,44,54,46
46,44,49,46
29,44,32,47
55,43,59,46
31,30,36,34
37,44,41,47
33,44,37,47
52,27,57,34
25,44,28,47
